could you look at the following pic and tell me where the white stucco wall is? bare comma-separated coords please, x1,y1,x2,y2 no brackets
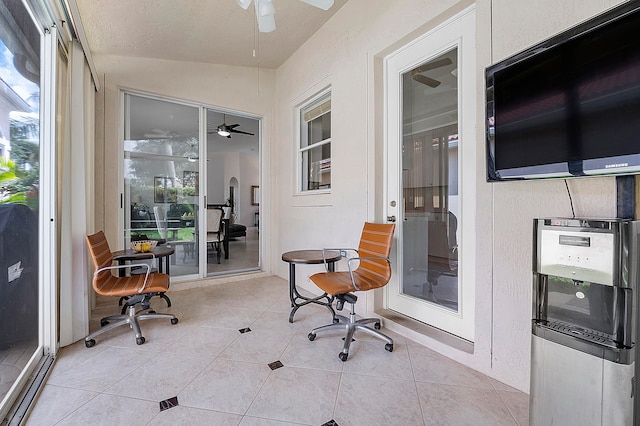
272,0,626,392
91,0,629,393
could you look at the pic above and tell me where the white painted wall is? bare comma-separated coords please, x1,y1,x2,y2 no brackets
272,0,626,393
91,0,628,393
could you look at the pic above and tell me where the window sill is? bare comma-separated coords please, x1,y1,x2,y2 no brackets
291,190,332,207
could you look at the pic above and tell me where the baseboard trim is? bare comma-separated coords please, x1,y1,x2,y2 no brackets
375,308,474,354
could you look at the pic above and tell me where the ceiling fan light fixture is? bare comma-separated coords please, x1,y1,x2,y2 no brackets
218,129,231,137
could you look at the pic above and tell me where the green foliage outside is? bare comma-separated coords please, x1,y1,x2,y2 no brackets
0,115,39,212
131,227,195,241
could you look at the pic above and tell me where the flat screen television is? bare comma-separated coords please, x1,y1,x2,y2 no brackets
486,2,640,181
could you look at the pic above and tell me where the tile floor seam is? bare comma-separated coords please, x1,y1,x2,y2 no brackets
330,370,345,425
412,377,497,390
239,364,283,421
48,387,102,425
493,389,523,426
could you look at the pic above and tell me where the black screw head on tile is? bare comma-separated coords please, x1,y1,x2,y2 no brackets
322,420,339,426
239,327,252,333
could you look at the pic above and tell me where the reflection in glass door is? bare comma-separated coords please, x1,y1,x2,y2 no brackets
0,0,43,413
124,94,200,279
401,50,460,310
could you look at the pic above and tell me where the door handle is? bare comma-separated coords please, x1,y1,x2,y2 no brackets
387,215,396,222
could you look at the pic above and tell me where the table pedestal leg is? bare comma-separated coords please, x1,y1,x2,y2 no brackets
288,262,337,323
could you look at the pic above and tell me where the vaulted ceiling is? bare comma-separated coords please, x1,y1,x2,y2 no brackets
74,0,349,69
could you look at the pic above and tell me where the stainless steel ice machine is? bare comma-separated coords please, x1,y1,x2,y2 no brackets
531,218,639,426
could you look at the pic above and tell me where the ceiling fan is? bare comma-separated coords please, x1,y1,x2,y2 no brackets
411,58,453,88
210,115,255,138
235,0,335,33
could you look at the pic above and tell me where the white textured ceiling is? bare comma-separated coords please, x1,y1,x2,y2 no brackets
74,0,349,69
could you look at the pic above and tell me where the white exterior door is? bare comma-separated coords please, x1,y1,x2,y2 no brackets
385,7,476,341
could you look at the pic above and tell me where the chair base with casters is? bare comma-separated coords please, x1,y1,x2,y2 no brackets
308,293,393,362
85,230,179,348
85,293,178,347
118,292,171,314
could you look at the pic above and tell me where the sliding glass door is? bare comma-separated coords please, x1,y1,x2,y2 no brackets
123,93,201,279
0,0,58,416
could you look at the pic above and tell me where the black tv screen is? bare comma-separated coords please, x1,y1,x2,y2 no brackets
486,2,640,181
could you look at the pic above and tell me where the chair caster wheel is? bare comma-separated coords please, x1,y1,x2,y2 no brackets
101,319,109,327
85,339,95,348
136,337,145,345
333,317,340,324
171,318,179,325
338,352,348,362
374,322,381,330
308,333,316,341
385,343,393,352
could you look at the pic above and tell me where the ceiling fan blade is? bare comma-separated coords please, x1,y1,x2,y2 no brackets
298,0,334,10
414,58,453,73
227,124,240,129
235,0,252,9
412,74,441,88
230,128,255,136
256,0,276,32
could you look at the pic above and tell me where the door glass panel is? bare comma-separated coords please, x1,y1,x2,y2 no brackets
124,94,200,278
0,1,41,407
205,109,260,275
401,49,460,312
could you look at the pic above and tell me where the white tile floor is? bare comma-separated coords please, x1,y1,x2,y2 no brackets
25,275,529,425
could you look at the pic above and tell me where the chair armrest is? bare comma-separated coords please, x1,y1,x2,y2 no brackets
321,248,358,271
345,255,391,291
95,259,155,293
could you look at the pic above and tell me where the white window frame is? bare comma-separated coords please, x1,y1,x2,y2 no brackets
298,88,331,193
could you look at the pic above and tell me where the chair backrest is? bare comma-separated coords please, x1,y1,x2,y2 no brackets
355,222,396,286
85,231,114,284
154,206,168,240
207,208,224,233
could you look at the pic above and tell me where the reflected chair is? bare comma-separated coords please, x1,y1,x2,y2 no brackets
425,211,458,307
84,231,178,347
153,205,169,241
206,208,225,263
307,222,396,361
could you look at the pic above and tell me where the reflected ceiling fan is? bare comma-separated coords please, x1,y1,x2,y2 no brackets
411,58,453,88
210,114,254,138
235,0,335,33
143,128,180,139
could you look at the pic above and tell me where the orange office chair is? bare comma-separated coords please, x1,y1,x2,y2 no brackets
307,222,396,361
84,231,178,347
